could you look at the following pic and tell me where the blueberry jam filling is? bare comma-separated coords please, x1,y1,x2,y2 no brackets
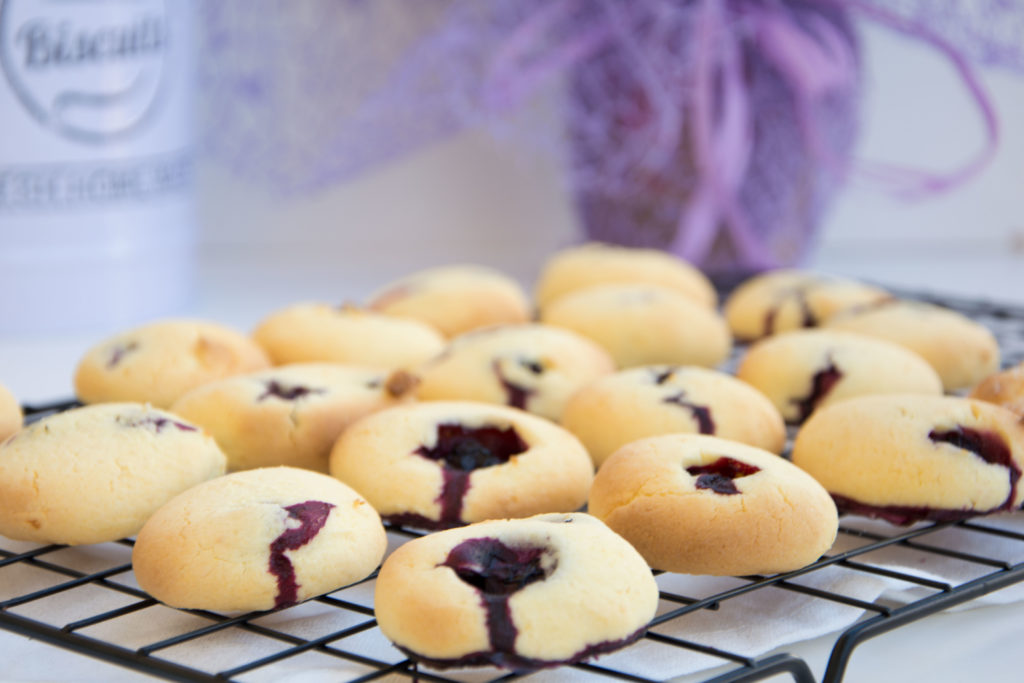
650,367,678,385
521,359,545,375
789,357,843,423
106,342,139,369
268,500,335,608
411,424,528,527
763,288,816,337
492,359,537,410
929,425,1020,510
441,538,553,658
829,494,985,526
686,457,760,495
257,381,325,402
663,392,715,434
116,414,197,433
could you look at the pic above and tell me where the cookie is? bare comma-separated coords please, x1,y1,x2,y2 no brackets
534,242,716,311
540,283,732,369
413,324,614,421
170,364,413,472
589,434,838,575
0,382,22,443
791,395,1024,525
329,401,594,530
826,300,1000,391
253,303,445,369
724,270,891,341
74,319,271,408
560,365,786,468
970,362,1024,417
736,330,943,424
366,265,531,338
374,512,658,670
133,467,386,612
0,403,227,545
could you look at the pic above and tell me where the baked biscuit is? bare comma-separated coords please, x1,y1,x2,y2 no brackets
589,434,838,575
560,365,785,467
171,363,412,472
0,383,21,443
534,242,716,310
791,395,1024,525
413,324,614,421
826,300,1000,391
366,265,530,338
541,283,731,369
0,403,226,545
329,401,594,530
374,512,658,670
74,319,271,408
724,270,891,341
133,467,386,612
253,304,445,369
969,362,1024,417
737,330,943,423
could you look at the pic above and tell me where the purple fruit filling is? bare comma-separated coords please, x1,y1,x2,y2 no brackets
268,500,335,608
763,288,816,337
491,359,542,410
686,457,761,495
441,538,553,657
830,494,985,526
929,425,1020,511
116,414,197,433
106,342,139,369
650,367,678,385
663,392,715,434
258,381,324,402
414,424,528,526
789,358,843,423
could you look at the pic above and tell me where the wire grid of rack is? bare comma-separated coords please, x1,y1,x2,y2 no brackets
2,290,1024,683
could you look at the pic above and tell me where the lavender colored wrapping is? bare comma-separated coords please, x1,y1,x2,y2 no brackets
199,0,1024,275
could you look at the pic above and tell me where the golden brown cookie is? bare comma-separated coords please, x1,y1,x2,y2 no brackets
969,362,1024,417
0,382,22,443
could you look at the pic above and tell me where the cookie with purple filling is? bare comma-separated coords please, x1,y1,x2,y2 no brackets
171,363,413,472
970,362,1024,418
74,319,271,408
825,300,1000,391
589,434,838,575
534,242,717,311
540,283,732,369
329,401,594,530
0,403,226,545
133,467,386,612
252,303,445,370
791,395,1024,525
374,512,658,670
366,265,531,338
560,365,786,468
723,270,891,342
0,382,22,443
736,330,943,424
413,324,615,421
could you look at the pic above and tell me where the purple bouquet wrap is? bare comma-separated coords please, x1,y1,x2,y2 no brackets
200,0,1024,275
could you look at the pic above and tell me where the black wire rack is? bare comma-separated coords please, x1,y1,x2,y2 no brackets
3,290,1024,683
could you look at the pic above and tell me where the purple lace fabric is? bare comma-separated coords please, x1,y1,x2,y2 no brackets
199,0,1024,275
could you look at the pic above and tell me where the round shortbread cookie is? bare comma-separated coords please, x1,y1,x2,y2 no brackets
825,300,1000,391
374,512,658,670
589,434,838,575
541,283,732,369
560,365,785,468
74,319,271,408
413,324,614,421
171,364,413,472
0,383,22,443
791,395,1024,525
0,403,227,545
366,265,531,338
252,304,445,369
736,330,943,424
133,467,386,612
724,270,891,341
970,363,1024,417
329,401,594,530
534,242,716,310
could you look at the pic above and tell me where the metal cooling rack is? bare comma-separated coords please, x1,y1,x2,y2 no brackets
3,290,1024,683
